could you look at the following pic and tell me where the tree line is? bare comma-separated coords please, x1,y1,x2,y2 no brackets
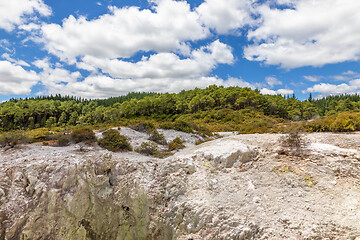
0,85,324,131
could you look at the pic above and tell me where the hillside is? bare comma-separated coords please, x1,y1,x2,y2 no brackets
0,85,318,134
1,129,360,239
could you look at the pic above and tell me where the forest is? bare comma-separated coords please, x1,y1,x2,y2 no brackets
1,85,360,134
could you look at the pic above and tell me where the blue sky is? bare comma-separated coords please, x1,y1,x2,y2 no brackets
0,0,360,101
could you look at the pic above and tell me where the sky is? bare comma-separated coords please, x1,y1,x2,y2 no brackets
0,0,360,101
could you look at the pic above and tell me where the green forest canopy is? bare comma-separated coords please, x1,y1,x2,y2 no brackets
1,85,360,133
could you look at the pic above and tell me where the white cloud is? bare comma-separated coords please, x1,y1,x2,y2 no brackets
41,0,208,63
305,83,355,96
19,22,42,32
224,77,255,89
304,75,323,82
32,40,237,99
0,61,39,95
265,76,282,87
196,0,253,34
79,40,233,79
0,0,51,31
33,58,82,95
38,75,251,99
343,70,358,76
245,0,360,68
261,88,293,96
1,53,30,67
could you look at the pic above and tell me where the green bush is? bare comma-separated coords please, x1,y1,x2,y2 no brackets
71,127,96,144
195,138,213,145
148,129,167,145
0,131,29,147
57,135,71,146
173,120,194,133
280,126,306,149
135,141,159,156
168,137,185,151
98,129,132,152
130,122,155,133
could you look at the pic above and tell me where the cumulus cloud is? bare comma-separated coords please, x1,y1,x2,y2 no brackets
36,74,256,99
260,88,294,96
265,76,282,88
33,58,82,95
196,0,254,34
305,83,356,96
79,40,233,79
1,53,30,67
0,0,51,31
245,0,360,68
304,75,323,82
32,40,237,99
331,71,360,81
0,61,39,95
40,0,208,63
223,77,256,89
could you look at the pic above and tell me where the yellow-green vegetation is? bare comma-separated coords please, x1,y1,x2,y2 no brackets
304,176,314,186
56,135,71,146
273,165,294,173
71,127,96,144
168,137,185,151
0,131,30,147
0,85,318,134
135,141,173,158
98,129,132,152
135,141,159,156
280,126,306,149
148,129,167,145
305,111,360,132
130,122,155,133
195,138,214,145
3,86,360,136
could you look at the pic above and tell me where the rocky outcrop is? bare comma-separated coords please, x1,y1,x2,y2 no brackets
1,131,360,239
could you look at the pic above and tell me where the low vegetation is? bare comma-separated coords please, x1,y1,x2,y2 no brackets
57,135,71,147
279,126,307,156
148,129,167,145
130,122,155,133
97,129,132,152
0,131,30,148
135,141,159,156
195,138,214,145
168,137,185,151
2,86,360,147
71,127,96,144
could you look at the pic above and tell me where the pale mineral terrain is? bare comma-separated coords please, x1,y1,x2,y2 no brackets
1,128,360,239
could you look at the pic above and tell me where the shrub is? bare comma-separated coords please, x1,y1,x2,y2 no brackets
27,128,51,141
98,129,132,152
194,125,213,138
281,127,306,149
195,138,213,145
173,120,193,133
135,141,159,156
57,135,71,147
0,131,29,147
148,129,167,145
159,120,195,133
71,127,96,144
279,126,307,156
130,122,155,133
168,137,185,151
